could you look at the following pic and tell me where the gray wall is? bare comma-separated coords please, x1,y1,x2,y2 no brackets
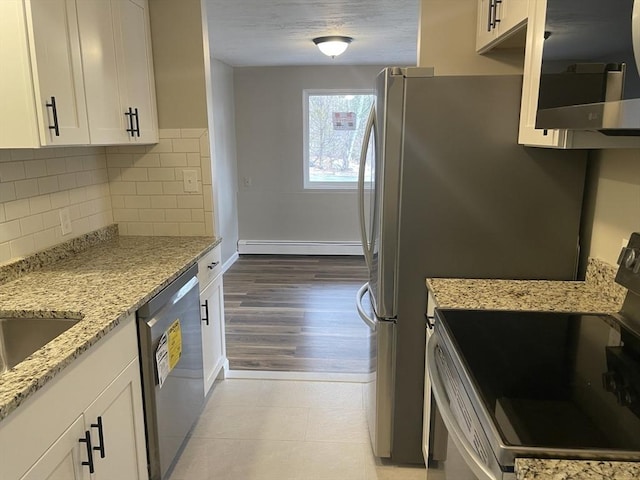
234,65,385,243
210,58,239,264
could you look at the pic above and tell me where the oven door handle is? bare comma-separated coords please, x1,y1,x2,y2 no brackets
427,334,499,480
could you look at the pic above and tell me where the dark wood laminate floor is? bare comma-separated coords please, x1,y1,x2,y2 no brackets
223,255,374,373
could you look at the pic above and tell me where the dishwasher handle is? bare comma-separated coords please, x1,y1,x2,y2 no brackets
356,283,377,332
427,334,499,480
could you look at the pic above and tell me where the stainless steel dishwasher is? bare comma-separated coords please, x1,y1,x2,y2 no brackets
137,263,204,480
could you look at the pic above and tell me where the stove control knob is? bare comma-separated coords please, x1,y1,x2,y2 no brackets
622,248,638,270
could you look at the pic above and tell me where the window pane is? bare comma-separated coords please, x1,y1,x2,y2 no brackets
307,93,375,186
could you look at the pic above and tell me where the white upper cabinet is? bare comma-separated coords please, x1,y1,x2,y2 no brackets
476,0,528,53
0,0,90,148
77,0,158,145
518,0,640,148
0,0,158,148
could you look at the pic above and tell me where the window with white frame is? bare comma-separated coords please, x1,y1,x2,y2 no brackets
303,90,375,189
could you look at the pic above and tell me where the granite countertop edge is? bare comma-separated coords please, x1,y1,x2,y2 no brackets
426,259,639,479
0,225,220,423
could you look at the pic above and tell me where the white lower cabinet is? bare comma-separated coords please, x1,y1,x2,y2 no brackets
198,245,227,396
20,416,87,480
0,315,148,480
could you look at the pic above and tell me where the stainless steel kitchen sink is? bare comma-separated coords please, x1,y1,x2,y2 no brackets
0,317,79,373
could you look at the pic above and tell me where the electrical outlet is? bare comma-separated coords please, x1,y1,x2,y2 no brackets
183,170,198,192
59,208,72,235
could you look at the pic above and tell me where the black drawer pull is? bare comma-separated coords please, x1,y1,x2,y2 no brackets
91,416,106,458
79,430,95,473
46,96,60,137
207,261,220,270
202,300,210,325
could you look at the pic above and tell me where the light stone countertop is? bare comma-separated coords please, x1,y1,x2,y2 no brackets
426,258,639,479
0,225,219,423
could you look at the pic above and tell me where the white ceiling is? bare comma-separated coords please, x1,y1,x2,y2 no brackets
203,0,420,67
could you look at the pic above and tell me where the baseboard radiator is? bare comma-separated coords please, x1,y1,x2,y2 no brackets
237,240,364,255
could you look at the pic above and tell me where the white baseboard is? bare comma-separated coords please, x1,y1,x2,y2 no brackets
225,369,373,383
237,239,363,255
221,251,238,274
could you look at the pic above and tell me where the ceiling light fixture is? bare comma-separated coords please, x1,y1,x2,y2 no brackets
312,36,353,58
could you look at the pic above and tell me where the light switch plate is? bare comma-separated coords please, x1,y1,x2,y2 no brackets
59,208,72,235
183,170,198,192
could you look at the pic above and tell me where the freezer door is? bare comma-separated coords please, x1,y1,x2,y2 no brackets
357,283,396,458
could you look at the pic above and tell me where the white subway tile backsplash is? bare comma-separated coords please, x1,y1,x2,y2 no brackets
148,168,175,182
58,173,78,191
124,195,151,209
38,176,60,194
29,195,52,215
153,222,180,236
0,162,26,182
50,191,70,209
146,140,173,154
46,158,67,176
150,195,177,209
10,149,35,161
0,145,112,263
15,179,39,199
121,168,149,182
160,153,188,167
177,195,203,209
136,181,163,195
128,222,154,236
0,128,214,261
10,235,35,257
5,199,30,221
0,183,16,203
0,220,21,243
25,160,47,178
20,214,44,236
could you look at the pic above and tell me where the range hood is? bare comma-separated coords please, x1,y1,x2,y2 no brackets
535,0,640,135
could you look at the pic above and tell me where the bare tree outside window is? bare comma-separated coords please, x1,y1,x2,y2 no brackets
305,92,375,188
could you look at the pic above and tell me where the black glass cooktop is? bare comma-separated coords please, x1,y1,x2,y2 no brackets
437,309,640,452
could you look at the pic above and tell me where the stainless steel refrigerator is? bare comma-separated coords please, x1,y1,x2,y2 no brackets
356,67,588,464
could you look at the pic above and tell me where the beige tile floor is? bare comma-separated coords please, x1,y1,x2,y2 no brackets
168,379,427,480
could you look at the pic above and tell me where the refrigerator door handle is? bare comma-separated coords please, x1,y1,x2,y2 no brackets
358,105,376,271
356,282,377,331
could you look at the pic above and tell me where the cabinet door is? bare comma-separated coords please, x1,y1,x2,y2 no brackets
76,0,130,145
517,0,568,147
26,0,89,145
476,0,528,53
201,275,226,395
84,360,148,480
476,0,496,51
20,416,88,480
114,0,158,143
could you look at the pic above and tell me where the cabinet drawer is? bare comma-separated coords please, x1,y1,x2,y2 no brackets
197,244,221,288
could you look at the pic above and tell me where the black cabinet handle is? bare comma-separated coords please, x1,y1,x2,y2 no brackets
493,0,502,28
46,96,60,137
202,300,210,326
91,416,106,459
79,430,95,473
487,0,494,31
125,107,135,137
207,261,220,270
133,107,140,137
